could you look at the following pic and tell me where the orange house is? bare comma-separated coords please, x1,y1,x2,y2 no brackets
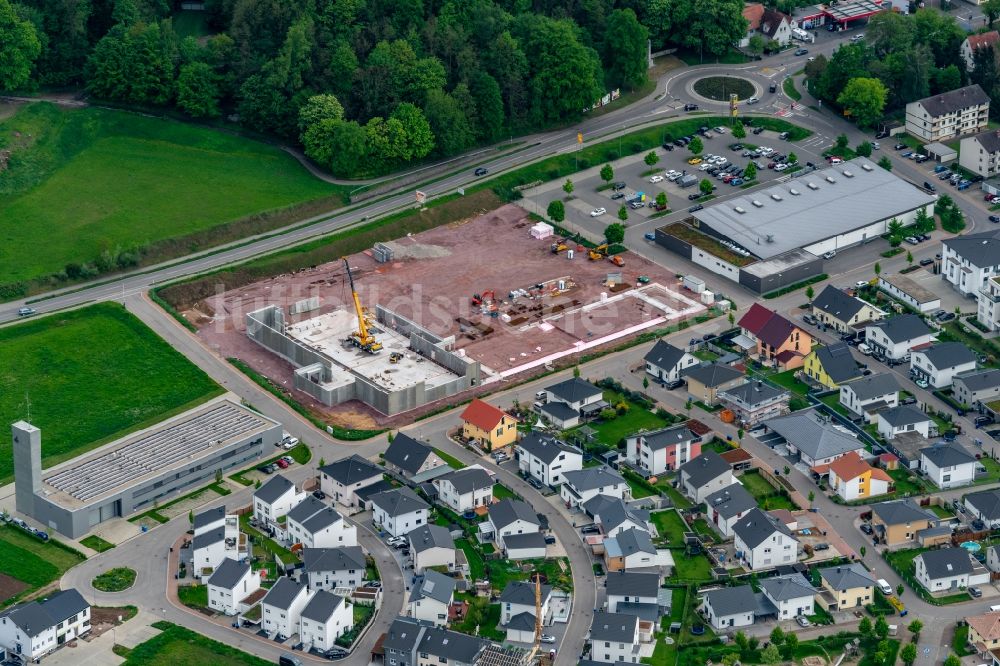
460,399,518,451
738,303,814,370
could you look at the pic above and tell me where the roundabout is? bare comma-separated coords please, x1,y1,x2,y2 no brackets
692,75,757,102
91,567,136,592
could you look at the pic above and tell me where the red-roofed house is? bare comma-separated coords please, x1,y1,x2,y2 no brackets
828,451,892,501
739,3,792,47
738,304,814,370
740,3,765,46
461,399,517,451
963,31,1000,71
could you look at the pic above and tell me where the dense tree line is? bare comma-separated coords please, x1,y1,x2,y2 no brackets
0,0,751,177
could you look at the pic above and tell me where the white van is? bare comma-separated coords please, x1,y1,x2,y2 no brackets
858,343,873,355
877,579,892,595
990,604,1000,612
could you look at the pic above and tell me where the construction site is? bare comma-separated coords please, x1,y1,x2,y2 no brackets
195,205,707,425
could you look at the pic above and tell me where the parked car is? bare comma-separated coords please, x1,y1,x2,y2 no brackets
644,232,656,241
688,204,704,212
919,258,934,266
663,379,685,390
589,208,606,217
803,314,818,326
312,490,326,500
971,586,983,598
540,635,556,644
915,378,929,389
796,616,812,627
580,524,601,534
823,250,837,260
877,578,892,595
861,523,874,535
276,458,290,469
544,534,557,544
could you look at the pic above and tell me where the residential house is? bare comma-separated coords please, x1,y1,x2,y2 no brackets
500,580,553,632
704,483,757,537
604,528,674,573
459,399,518,451
803,343,864,389
589,611,641,665
382,434,448,481
701,585,758,630
606,571,662,619
543,377,607,427
370,487,429,537
759,8,793,46
319,455,383,509
433,467,493,513
588,496,650,538
987,545,1000,573
865,315,936,361
717,381,790,426
962,128,1000,180
763,410,864,469
407,524,456,573
684,364,746,406
870,499,938,546
905,84,990,142
979,275,1000,332
253,474,305,528
261,577,311,639
942,228,1000,298
739,3,765,47
678,450,734,504
738,303,813,370
516,433,583,486
623,424,704,476
915,547,990,593
299,591,352,653
876,405,933,441
503,532,548,559
643,340,699,383
965,611,1000,655
382,617,488,666
921,442,978,489
285,496,357,549
910,342,977,389
0,589,90,663
966,489,1000,528
953,368,1000,407
406,570,455,627
839,373,900,419
819,563,874,610
207,558,262,616
732,507,799,571
962,31,1000,71
760,573,816,620
191,506,242,583
811,285,885,333
301,546,368,591
487,498,541,549
828,451,892,501
560,467,630,508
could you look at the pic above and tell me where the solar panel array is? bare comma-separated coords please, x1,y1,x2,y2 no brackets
46,403,267,502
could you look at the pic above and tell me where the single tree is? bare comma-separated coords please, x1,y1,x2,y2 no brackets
874,615,889,639
685,398,693,416
986,0,1000,25
906,251,914,266
874,261,882,277
600,163,614,183
856,141,873,157
836,133,850,150
806,285,815,302
944,655,962,666
747,636,760,653
656,192,668,208
761,643,781,665
188,510,194,524
782,632,799,657
808,490,815,503
563,179,574,196
908,619,923,639
783,465,790,475
732,122,747,139
643,376,649,389
859,616,874,637
900,643,917,666
878,155,892,171
897,583,904,597
617,205,629,222
689,136,704,155
573,366,581,378
728,311,735,326
788,151,798,164
699,178,713,195
547,200,566,223
318,457,325,467
737,428,744,443
770,626,785,646
215,469,223,483
860,545,866,558
722,653,740,666
0,0,42,90
605,222,626,244
387,431,395,443
744,161,757,181
733,631,750,653
748,34,767,57
644,150,660,167
837,77,889,128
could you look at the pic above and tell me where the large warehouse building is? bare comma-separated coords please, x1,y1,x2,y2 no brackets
655,157,936,294
12,397,282,538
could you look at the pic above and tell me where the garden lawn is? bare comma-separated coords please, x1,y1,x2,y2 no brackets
120,621,272,665
589,397,670,447
177,584,208,610
767,369,812,396
888,468,927,496
0,103,346,286
738,469,775,497
954,625,973,656
432,448,464,469
0,525,85,606
0,303,222,483
669,553,714,583
456,539,485,580
818,392,851,417
929,504,955,519
651,510,689,544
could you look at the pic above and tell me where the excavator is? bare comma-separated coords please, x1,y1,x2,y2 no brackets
550,240,568,254
588,243,609,261
342,258,382,353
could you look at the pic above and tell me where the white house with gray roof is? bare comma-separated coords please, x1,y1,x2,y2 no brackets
643,340,699,383
704,483,757,537
382,617,488,666
544,377,605,415
500,580,553,626
942,228,1000,297
678,450,734,503
921,442,979,489
606,571,662,618
953,368,1000,407
604,527,673,572
589,611,641,665
261,577,311,639
0,589,90,663
516,433,583,487
915,547,990,593
764,410,863,468
733,507,799,571
965,489,1000,528
910,342,977,388
811,285,885,333
301,546,367,591
371,486,430,537
406,570,455,627
700,584,760,630
876,405,933,441
503,532,548,559
487,498,541,549
432,467,493,513
300,590,352,653
905,84,990,142
319,454,383,509
191,506,242,583
207,557,262,616
253,474,305,528
587,496,650,538
760,573,815,620
560,467,630,508
864,315,936,361
718,381,790,426
284,496,357,549
407,524,456,572
382,433,448,481
624,424,705,475
839,373,900,419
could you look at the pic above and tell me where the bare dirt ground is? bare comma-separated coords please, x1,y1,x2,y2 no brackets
195,204,703,428
0,572,28,604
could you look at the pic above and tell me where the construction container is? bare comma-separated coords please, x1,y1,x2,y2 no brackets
701,290,715,304
683,275,706,293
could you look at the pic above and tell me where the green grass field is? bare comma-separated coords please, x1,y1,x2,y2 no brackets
651,510,688,545
93,567,136,592
0,303,222,482
119,621,272,665
80,535,115,552
0,103,346,287
0,525,85,606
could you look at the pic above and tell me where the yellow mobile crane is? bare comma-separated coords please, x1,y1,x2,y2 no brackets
343,258,382,353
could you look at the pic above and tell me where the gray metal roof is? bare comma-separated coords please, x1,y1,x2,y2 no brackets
207,557,250,589
37,589,88,624
383,434,433,475
844,373,900,401
597,499,649,531
302,546,366,573
192,526,225,550
371,486,430,517
562,467,626,492
915,84,989,117
954,368,1000,392
488,498,540,529
192,505,225,531
966,489,1000,520
254,474,296,505
407,524,455,553
502,532,547,551
287,495,327,525
678,450,731,488
499,581,552,606
583,494,620,518
689,157,935,259
410,570,456,605
703,584,758,617
917,547,973,579
704,483,757,519
436,467,493,494
812,285,868,323
644,340,689,371
921,442,977,468
516,432,582,464
590,611,638,642
262,577,306,611
866,314,933,344
301,590,345,623
969,128,1000,154
417,626,488,663
613,527,656,556
639,425,700,452
319,454,382,485
733,507,794,549
870,499,935,525
916,342,977,370
819,563,874,591
538,401,579,422
878,405,929,428
684,363,745,388
813,343,863,384
764,410,862,461
943,228,1000,268
3,589,92,637
382,616,426,654
545,377,602,403
302,506,343,534
606,571,659,598
505,611,537,632
760,573,815,602
719,381,789,406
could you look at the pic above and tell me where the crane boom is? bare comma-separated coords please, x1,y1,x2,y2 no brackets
342,259,382,353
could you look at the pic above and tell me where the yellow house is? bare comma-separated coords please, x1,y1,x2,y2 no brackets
827,451,892,501
869,499,936,546
460,399,517,451
967,611,1000,653
802,342,863,389
818,563,874,610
